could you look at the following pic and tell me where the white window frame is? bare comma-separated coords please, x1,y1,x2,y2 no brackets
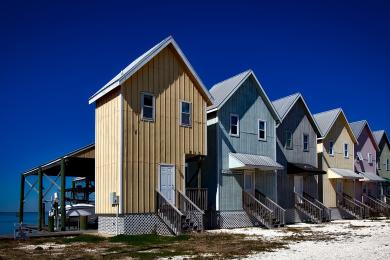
387,159,390,171
141,92,155,121
285,130,293,149
303,134,309,152
258,120,267,141
180,100,192,127
367,153,373,164
357,152,363,161
230,114,239,137
344,143,349,158
377,158,381,170
329,141,334,156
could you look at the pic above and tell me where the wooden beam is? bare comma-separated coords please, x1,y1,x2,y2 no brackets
19,174,25,223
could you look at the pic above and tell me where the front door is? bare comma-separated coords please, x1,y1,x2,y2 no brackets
294,176,304,195
336,179,343,194
244,171,254,194
160,164,175,204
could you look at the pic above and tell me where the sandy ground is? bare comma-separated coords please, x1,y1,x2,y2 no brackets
210,218,390,259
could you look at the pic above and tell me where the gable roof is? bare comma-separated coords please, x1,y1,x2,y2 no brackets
349,120,379,152
272,93,321,136
207,70,281,123
88,36,213,105
313,108,358,143
373,130,390,148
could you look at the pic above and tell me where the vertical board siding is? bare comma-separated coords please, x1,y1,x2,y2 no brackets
354,125,377,174
121,46,207,214
255,171,277,201
378,140,390,179
220,174,243,210
276,99,319,208
319,114,355,207
95,89,121,214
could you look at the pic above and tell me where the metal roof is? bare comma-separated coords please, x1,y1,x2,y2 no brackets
207,70,281,123
272,92,322,136
373,130,390,147
349,120,379,152
313,108,358,143
357,171,386,182
327,168,362,179
229,152,284,171
88,36,213,105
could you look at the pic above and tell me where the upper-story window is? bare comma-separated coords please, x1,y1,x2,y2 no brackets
329,141,334,156
285,131,293,149
344,143,349,158
258,120,267,141
357,152,363,161
367,153,373,164
387,159,390,171
180,101,192,127
303,134,309,152
141,93,155,121
377,158,381,170
230,114,239,137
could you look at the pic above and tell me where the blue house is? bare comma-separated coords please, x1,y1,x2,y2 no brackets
203,70,284,229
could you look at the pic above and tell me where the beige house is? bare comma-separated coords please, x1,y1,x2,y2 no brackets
89,36,213,235
314,108,363,219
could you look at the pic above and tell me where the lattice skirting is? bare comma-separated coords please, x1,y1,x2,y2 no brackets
98,214,172,235
218,211,260,228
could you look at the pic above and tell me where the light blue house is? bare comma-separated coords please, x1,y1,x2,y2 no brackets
203,70,284,229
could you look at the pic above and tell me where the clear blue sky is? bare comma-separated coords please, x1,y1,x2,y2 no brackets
0,0,389,212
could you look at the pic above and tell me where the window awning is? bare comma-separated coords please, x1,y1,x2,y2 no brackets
287,162,326,176
229,153,284,171
357,171,386,182
327,168,362,180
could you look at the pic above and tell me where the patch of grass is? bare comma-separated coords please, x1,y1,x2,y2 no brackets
108,234,189,246
347,224,366,229
63,234,106,244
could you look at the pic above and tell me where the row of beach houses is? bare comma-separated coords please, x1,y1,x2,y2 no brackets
21,36,389,235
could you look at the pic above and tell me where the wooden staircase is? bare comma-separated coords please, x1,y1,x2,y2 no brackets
255,190,285,227
362,195,390,218
294,192,323,223
243,191,276,228
336,193,366,219
303,192,331,222
156,190,204,235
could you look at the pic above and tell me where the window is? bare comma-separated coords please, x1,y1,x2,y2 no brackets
367,153,373,164
357,152,363,161
180,101,192,126
285,131,293,149
377,158,381,170
258,120,267,141
230,114,239,136
141,93,155,121
344,143,349,158
303,134,309,152
387,159,390,171
329,141,334,156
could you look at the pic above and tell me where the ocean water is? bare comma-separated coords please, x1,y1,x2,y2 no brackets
0,212,46,235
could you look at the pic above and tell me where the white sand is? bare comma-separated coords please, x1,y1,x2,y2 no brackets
209,218,390,259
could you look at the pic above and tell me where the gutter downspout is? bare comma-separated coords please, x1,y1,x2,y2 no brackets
119,88,124,214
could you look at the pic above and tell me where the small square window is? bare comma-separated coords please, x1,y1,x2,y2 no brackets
180,101,192,126
141,93,155,121
329,141,334,156
258,120,266,141
285,131,293,149
303,134,309,152
230,114,239,136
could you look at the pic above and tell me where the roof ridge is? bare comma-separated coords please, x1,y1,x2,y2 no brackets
313,107,341,117
210,69,251,91
272,92,301,103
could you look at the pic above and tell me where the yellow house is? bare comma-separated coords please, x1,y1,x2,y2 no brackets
89,36,213,235
314,108,364,219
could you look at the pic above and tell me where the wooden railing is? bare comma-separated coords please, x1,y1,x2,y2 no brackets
243,191,274,228
363,195,390,217
156,190,183,235
177,190,204,231
255,190,285,226
294,192,322,223
383,195,390,206
303,192,331,222
185,188,208,211
336,193,364,219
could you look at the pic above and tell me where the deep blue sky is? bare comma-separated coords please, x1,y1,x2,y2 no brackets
0,0,389,212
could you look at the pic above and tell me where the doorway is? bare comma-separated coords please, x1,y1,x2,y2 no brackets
159,164,176,204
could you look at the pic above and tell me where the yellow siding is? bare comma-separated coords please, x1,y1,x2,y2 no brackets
319,114,355,207
95,89,121,214
122,46,207,214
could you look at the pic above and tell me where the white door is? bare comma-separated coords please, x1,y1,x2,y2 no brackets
160,164,175,204
244,171,254,194
294,176,304,195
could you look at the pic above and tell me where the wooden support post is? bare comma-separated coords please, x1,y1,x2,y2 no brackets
86,179,90,202
60,158,66,231
38,168,43,230
19,174,25,223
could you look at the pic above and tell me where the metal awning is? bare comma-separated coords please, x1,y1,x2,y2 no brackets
358,171,386,182
287,162,326,176
327,168,362,179
229,153,284,171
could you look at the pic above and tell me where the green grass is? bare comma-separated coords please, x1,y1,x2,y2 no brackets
108,234,189,246
62,234,106,244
